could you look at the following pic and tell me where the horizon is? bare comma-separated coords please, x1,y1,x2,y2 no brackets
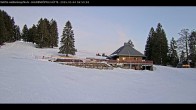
1,6,196,55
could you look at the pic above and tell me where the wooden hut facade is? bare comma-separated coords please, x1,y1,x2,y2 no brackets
107,42,153,70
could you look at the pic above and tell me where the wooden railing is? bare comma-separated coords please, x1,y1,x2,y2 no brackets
107,60,153,64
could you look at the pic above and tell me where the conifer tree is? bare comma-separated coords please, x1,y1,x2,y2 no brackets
9,17,16,42
0,12,7,45
150,23,168,65
35,18,58,48
0,9,17,43
49,19,58,48
145,27,155,60
2,11,14,42
28,24,37,43
13,25,21,41
36,18,50,48
189,31,196,67
22,24,29,42
36,18,44,47
59,21,77,56
145,23,168,65
0,9,20,45
42,18,50,47
168,37,179,67
160,29,168,65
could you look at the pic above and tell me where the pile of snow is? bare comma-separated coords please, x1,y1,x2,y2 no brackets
0,41,196,103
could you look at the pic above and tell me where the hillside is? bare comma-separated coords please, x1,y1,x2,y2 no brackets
0,41,196,103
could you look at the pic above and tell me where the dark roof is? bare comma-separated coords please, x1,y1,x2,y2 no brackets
109,43,145,57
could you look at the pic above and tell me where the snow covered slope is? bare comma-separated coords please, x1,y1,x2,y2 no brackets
0,41,196,103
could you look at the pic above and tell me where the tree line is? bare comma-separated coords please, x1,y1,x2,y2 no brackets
21,18,59,48
0,9,20,45
0,9,59,48
0,9,77,56
145,23,196,67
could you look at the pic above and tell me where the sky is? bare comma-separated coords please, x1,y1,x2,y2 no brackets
1,6,196,56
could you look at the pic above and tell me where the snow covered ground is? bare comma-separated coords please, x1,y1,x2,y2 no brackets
0,41,196,103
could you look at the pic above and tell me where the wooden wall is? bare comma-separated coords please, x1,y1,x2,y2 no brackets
118,56,143,62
